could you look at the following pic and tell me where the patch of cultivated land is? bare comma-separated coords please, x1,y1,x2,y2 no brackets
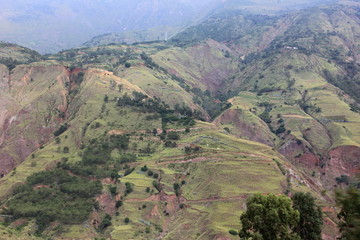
104,124,287,239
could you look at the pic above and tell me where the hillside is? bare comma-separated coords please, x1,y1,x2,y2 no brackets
82,26,180,48
0,0,344,53
1,2,360,240
0,43,42,69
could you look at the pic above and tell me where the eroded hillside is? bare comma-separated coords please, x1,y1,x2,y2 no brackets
1,3,360,240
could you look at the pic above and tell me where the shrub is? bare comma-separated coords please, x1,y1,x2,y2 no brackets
164,141,177,148
336,175,349,185
167,131,180,140
63,146,69,153
229,230,238,235
115,200,123,208
125,182,133,194
54,124,68,136
275,124,286,134
120,154,137,164
98,214,112,231
108,185,117,195
173,183,180,191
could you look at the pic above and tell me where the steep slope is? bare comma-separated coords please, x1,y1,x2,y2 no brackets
0,64,70,175
171,12,286,55
2,3,360,240
0,44,330,240
161,3,360,194
152,39,238,92
0,63,294,240
232,49,360,188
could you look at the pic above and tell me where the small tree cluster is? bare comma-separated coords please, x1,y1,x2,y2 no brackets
239,193,322,240
336,187,360,240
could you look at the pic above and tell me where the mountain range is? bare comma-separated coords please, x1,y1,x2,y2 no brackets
0,0,342,53
0,1,360,239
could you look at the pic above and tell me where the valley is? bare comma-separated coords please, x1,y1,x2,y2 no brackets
0,1,360,240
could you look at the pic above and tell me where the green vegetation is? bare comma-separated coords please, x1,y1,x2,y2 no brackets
292,192,323,240
59,134,132,178
171,12,278,51
0,42,43,70
336,188,360,240
192,88,232,120
336,175,350,185
2,169,102,233
53,124,69,136
117,91,195,128
240,193,323,240
98,214,112,231
239,194,300,240
2,4,360,240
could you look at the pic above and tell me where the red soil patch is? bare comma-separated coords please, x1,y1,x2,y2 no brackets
149,204,161,218
101,177,116,185
34,184,50,189
108,129,125,135
11,218,28,228
327,145,360,177
295,153,320,168
96,191,116,215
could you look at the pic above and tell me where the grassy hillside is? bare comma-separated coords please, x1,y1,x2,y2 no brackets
0,43,42,70
1,3,360,240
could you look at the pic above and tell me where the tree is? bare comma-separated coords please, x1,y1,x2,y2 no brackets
98,214,112,231
115,200,123,208
292,192,323,240
239,193,300,240
336,188,360,240
167,131,180,140
117,84,123,92
63,146,69,153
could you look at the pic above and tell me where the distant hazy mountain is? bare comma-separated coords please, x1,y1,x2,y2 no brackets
0,0,342,53
82,26,183,48
0,0,220,53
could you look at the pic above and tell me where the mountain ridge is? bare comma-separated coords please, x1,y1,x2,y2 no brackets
1,2,360,239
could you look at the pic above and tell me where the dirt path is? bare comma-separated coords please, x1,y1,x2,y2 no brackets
185,195,248,203
282,114,310,119
157,150,271,164
108,126,205,136
158,156,218,165
125,194,248,204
